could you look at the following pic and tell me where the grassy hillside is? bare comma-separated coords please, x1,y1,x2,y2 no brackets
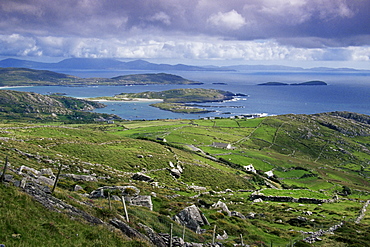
0,90,117,122
91,88,239,113
0,68,201,86
111,73,202,85
0,112,369,246
0,67,78,86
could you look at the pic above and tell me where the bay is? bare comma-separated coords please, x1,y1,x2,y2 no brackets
2,70,369,120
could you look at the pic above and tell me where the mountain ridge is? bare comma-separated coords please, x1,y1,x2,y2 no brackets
1,57,368,72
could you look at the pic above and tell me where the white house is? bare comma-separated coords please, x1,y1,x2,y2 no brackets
264,170,274,178
212,142,233,149
244,164,256,174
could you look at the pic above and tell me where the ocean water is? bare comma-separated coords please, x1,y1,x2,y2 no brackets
2,70,369,120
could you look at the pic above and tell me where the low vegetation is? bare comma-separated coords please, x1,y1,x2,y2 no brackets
0,88,369,246
90,88,243,113
0,68,201,86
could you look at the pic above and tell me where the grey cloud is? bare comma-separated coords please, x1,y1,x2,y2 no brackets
0,0,369,61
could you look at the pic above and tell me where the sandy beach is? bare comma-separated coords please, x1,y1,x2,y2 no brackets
89,98,164,103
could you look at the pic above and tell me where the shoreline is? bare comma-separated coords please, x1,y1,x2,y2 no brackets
88,98,164,103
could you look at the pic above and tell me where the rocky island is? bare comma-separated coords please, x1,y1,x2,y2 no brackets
89,88,244,114
258,80,327,86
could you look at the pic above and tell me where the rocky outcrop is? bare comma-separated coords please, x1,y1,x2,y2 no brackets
62,174,98,182
89,186,152,210
23,181,103,225
127,195,153,211
110,218,151,243
173,205,209,233
211,200,231,216
250,194,333,204
132,172,154,182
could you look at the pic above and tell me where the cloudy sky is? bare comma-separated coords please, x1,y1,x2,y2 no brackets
0,0,369,68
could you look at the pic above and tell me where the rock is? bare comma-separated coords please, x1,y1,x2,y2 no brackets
36,176,54,186
63,174,98,182
110,218,151,243
231,211,246,219
40,168,54,177
253,198,263,203
137,155,144,158
90,188,105,198
138,223,167,247
18,165,40,176
189,185,207,191
216,230,228,240
89,186,140,198
132,172,154,182
24,181,103,224
211,200,231,216
74,185,84,191
173,205,209,233
127,195,153,210
169,168,182,178
246,212,256,219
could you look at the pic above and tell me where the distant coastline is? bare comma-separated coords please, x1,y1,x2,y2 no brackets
258,81,327,86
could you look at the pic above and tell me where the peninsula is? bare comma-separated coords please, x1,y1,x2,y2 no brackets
89,88,243,113
0,67,202,86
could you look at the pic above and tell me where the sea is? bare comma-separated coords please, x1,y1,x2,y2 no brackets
2,69,369,120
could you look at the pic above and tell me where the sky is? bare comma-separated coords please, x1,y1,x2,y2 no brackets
0,0,369,68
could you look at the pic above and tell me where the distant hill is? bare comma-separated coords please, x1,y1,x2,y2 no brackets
2,58,367,72
258,80,327,86
0,58,233,71
0,68,203,86
111,73,202,85
0,67,78,86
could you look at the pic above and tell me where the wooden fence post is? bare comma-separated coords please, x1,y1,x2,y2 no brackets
169,223,173,247
0,156,8,183
51,164,62,194
108,191,112,211
121,196,129,222
212,225,217,245
182,224,186,242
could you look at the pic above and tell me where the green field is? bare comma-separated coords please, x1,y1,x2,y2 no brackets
0,112,369,246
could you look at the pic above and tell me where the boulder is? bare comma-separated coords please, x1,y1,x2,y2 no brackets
127,195,153,211
40,168,54,177
169,168,182,178
132,172,154,182
74,185,84,191
231,211,246,219
211,200,231,216
89,186,140,198
63,174,98,182
173,205,209,233
216,230,228,240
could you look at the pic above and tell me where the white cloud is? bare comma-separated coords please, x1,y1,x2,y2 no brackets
0,33,369,65
207,10,246,30
148,12,171,25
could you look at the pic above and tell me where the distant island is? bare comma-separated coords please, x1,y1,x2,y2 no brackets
89,88,243,114
258,81,327,86
0,68,202,86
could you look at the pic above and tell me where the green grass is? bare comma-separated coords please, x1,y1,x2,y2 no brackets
0,184,139,247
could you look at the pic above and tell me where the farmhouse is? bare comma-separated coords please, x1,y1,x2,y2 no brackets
264,170,274,178
244,164,257,174
212,142,233,149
